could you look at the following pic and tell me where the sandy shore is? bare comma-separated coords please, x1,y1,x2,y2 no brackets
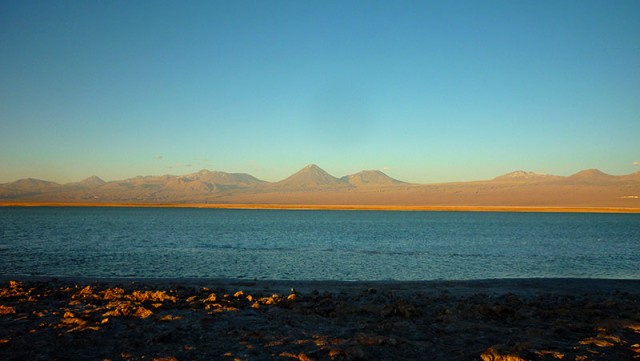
2,201,640,213
1,278,639,360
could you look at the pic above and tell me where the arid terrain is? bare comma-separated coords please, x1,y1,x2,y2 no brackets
1,278,639,360
1,165,639,209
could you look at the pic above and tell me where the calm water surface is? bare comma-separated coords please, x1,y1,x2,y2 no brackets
0,207,639,280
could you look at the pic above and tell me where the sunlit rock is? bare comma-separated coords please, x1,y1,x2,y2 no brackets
480,347,527,361
133,306,153,319
0,305,16,315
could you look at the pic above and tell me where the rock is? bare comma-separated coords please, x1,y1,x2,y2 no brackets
203,293,217,302
133,306,153,319
480,347,527,361
103,287,125,300
259,294,280,305
0,305,17,315
126,290,176,303
78,285,93,296
278,351,314,361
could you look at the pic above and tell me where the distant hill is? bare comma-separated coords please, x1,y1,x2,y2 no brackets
0,178,61,197
1,166,639,208
189,169,265,187
563,169,618,185
492,171,561,183
3,178,61,191
341,170,405,186
569,169,614,179
621,172,640,181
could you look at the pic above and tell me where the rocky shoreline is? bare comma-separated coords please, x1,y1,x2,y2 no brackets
1,278,639,360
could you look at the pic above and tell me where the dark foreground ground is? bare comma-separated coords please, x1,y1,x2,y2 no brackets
1,278,639,360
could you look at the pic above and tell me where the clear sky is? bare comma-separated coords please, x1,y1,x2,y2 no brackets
1,0,639,184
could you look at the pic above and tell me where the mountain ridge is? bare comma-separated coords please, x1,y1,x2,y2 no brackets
2,166,638,189
1,165,639,208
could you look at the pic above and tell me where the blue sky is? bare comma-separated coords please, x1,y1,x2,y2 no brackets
1,0,639,184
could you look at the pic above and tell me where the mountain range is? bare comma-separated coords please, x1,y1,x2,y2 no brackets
1,164,639,208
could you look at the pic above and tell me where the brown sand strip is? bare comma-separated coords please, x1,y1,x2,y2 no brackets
2,201,640,213
1,278,639,360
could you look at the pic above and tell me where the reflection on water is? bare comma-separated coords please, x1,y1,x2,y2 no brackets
1,207,639,280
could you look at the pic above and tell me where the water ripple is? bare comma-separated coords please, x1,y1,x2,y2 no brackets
1,207,638,280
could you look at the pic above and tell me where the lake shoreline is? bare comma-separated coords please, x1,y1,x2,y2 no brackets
2,201,640,213
2,276,640,294
1,277,639,360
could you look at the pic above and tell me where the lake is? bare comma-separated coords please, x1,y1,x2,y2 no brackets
0,207,638,280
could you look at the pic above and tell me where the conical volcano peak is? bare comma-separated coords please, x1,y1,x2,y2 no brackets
299,164,326,174
272,164,346,188
292,164,334,177
569,169,613,178
80,175,106,185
